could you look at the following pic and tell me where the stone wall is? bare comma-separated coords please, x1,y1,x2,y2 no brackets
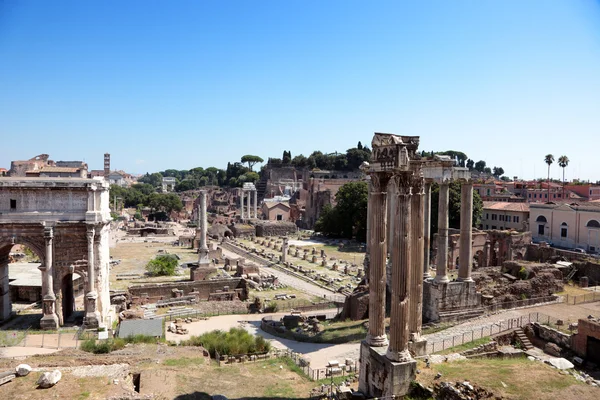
531,322,572,349
422,281,481,323
255,221,297,237
573,261,600,285
128,278,248,305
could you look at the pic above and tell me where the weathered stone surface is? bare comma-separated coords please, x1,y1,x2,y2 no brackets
544,342,562,357
15,364,31,377
36,370,62,388
546,358,574,370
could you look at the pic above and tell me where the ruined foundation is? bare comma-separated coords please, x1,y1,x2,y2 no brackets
422,280,482,323
359,341,417,398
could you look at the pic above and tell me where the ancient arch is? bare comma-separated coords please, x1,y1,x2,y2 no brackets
0,178,112,329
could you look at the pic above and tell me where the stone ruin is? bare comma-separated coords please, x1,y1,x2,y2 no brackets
472,261,563,306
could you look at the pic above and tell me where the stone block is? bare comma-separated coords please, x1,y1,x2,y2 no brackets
358,341,416,398
37,370,62,388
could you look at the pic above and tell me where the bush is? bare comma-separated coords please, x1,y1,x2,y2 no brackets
146,254,178,276
182,328,271,357
265,301,278,313
122,334,159,344
80,338,125,354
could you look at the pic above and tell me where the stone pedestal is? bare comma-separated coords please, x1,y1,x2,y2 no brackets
40,295,59,330
84,292,100,329
359,341,417,398
408,337,428,357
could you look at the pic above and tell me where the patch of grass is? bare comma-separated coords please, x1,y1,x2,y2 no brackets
80,338,126,354
436,337,491,355
77,391,91,400
163,357,205,367
122,334,162,344
422,322,453,335
0,331,25,346
429,358,582,400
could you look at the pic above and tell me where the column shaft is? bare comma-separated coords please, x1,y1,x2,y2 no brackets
387,173,412,362
434,183,450,283
240,190,245,219
199,191,210,265
366,174,389,347
40,227,58,329
87,227,95,292
423,181,432,278
253,190,258,218
409,177,424,338
458,182,474,281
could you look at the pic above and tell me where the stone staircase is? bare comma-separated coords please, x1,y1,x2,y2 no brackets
514,328,533,350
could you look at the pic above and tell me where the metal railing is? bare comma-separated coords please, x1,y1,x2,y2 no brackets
564,291,600,305
426,311,559,354
0,329,82,350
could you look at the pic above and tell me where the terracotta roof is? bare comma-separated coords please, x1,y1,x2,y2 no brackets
483,201,530,212
263,201,290,209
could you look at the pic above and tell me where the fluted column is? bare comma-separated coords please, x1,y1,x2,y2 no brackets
387,172,413,362
423,181,432,279
199,191,210,265
434,182,450,283
253,190,258,218
366,173,390,347
409,173,424,339
247,190,251,219
40,227,58,329
458,181,474,282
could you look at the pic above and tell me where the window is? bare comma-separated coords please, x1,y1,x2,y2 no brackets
486,213,489,219
500,215,504,221
513,216,519,223
557,194,561,198
538,224,545,235
485,225,489,229
529,193,532,198
492,225,497,230
560,222,568,238
534,194,537,198
491,214,497,221
587,220,600,228
545,193,548,198
10,199,17,209
487,189,491,196
276,214,283,221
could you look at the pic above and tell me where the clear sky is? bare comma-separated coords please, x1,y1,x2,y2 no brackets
1,1,599,181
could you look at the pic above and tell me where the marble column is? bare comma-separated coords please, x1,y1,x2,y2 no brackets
246,190,251,219
240,190,245,219
423,181,432,279
198,191,210,266
40,227,59,329
282,238,288,263
409,174,424,340
387,172,413,362
434,182,450,283
366,173,389,347
253,190,258,218
85,226,99,328
458,181,474,282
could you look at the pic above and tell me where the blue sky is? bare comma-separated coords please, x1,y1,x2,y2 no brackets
1,1,599,181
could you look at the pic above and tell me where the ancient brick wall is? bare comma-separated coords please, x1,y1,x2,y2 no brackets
572,319,600,358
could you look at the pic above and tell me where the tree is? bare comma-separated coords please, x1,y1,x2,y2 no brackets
483,167,492,174
146,254,178,276
544,154,554,203
474,160,486,172
137,172,163,188
430,181,483,236
357,141,363,150
466,159,475,170
241,155,264,171
492,167,504,177
315,181,368,240
558,155,569,200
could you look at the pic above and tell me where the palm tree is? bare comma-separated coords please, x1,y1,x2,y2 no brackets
558,155,569,200
544,154,554,203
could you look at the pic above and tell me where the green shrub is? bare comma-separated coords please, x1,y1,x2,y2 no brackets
80,338,125,354
146,254,178,276
182,327,271,357
518,267,529,280
266,301,278,312
122,334,159,344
